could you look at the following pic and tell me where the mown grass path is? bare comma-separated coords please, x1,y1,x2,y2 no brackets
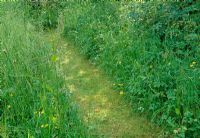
47,32,164,138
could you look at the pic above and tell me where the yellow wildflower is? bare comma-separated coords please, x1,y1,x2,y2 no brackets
120,91,124,95
51,55,57,62
190,61,197,68
41,124,49,128
192,61,197,65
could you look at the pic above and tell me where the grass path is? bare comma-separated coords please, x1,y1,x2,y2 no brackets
47,32,164,138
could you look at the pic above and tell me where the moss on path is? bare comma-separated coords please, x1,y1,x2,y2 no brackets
47,32,164,138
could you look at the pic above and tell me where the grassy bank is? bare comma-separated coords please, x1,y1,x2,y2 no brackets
61,1,200,137
0,2,88,137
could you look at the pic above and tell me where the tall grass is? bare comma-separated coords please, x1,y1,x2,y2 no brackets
0,2,88,137
61,1,200,137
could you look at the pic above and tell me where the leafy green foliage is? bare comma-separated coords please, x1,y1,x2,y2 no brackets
1,0,199,137
62,1,200,137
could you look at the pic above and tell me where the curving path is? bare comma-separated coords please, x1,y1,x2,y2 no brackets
47,32,164,138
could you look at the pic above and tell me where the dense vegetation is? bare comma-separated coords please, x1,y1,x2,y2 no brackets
0,0,199,137
0,2,88,137
24,0,67,29
61,1,200,137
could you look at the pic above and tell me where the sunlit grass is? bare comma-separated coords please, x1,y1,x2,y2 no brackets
0,4,88,137
48,32,163,138
1,1,199,137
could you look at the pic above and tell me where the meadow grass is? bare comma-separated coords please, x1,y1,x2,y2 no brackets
1,1,199,137
46,31,165,137
0,3,88,137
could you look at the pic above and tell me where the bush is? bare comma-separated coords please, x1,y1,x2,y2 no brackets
62,1,200,137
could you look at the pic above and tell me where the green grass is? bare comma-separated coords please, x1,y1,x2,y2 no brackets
0,3,88,137
1,1,199,137
61,1,200,137
46,32,164,138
